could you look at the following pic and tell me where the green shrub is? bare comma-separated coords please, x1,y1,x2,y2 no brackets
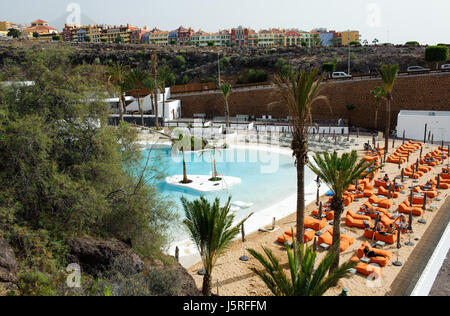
425,46,449,68
274,58,286,69
248,69,268,83
219,57,231,70
346,104,356,111
280,64,293,78
18,272,55,296
174,55,186,67
322,62,336,74
405,41,420,46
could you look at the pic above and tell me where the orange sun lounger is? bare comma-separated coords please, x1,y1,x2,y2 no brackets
377,186,399,198
357,241,392,267
304,216,327,231
399,200,423,216
368,195,393,209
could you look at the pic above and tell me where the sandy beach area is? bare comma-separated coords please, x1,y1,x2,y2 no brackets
184,139,450,296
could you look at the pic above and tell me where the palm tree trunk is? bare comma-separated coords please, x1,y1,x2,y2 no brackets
139,98,144,127
182,151,189,183
384,99,391,153
225,99,230,134
374,107,378,130
296,156,305,246
330,197,344,272
202,273,212,296
118,90,124,122
154,84,159,129
162,85,166,121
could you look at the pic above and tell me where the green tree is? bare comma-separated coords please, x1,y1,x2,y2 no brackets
405,41,420,46
248,235,356,296
308,151,377,271
182,74,189,84
52,35,61,41
322,62,336,78
425,46,449,69
108,62,130,121
182,196,251,296
273,69,328,245
379,64,399,153
0,48,177,275
220,83,232,134
370,87,386,130
7,28,21,38
114,35,124,43
126,68,149,126
33,32,40,38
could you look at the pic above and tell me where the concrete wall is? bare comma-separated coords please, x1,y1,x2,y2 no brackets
177,73,450,131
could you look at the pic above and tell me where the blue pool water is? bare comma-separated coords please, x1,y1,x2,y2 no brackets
143,146,316,223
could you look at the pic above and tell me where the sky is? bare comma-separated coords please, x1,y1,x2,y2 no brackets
2,0,450,45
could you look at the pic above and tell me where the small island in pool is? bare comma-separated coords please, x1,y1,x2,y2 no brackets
165,175,242,193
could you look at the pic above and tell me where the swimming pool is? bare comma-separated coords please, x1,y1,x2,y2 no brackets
143,144,317,224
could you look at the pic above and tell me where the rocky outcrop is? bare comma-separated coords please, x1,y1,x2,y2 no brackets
68,238,144,277
0,238,18,295
68,238,201,296
145,258,202,296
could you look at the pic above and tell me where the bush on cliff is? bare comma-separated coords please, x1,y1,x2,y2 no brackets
0,47,178,294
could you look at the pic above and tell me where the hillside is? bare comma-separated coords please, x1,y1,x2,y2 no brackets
0,41,431,84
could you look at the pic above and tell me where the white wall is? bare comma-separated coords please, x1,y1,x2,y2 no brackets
397,111,450,142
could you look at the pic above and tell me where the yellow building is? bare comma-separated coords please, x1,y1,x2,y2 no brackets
257,29,284,47
147,28,169,46
341,30,360,45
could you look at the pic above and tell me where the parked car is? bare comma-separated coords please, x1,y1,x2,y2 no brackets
441,64,450,71
407,66,430,73
332,72,352,79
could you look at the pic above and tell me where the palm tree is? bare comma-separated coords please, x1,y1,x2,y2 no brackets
248,233,356,296
369,86,386,130
379,64,399,153
308,151,378,271
199,140,222,180
182,196,252,296
171,132,192,184
220,83,232,134
273,69,327,245
151,55,159,129
157,66,172,121
108,62,128,121
126,68,149,127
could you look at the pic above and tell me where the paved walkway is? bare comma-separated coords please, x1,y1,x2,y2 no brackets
429,250,450,296
386,196,450,296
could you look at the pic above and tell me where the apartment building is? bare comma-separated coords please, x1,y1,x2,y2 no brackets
22,19,58,40
190,29,230,47
231,26,248,47
341,30,360,45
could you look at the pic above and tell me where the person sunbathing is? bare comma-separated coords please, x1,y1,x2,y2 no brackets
422,180,434,190
386,224,396,234
395,215,408,230
364,246,386,258
383,174,390,183
376,222,385,232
